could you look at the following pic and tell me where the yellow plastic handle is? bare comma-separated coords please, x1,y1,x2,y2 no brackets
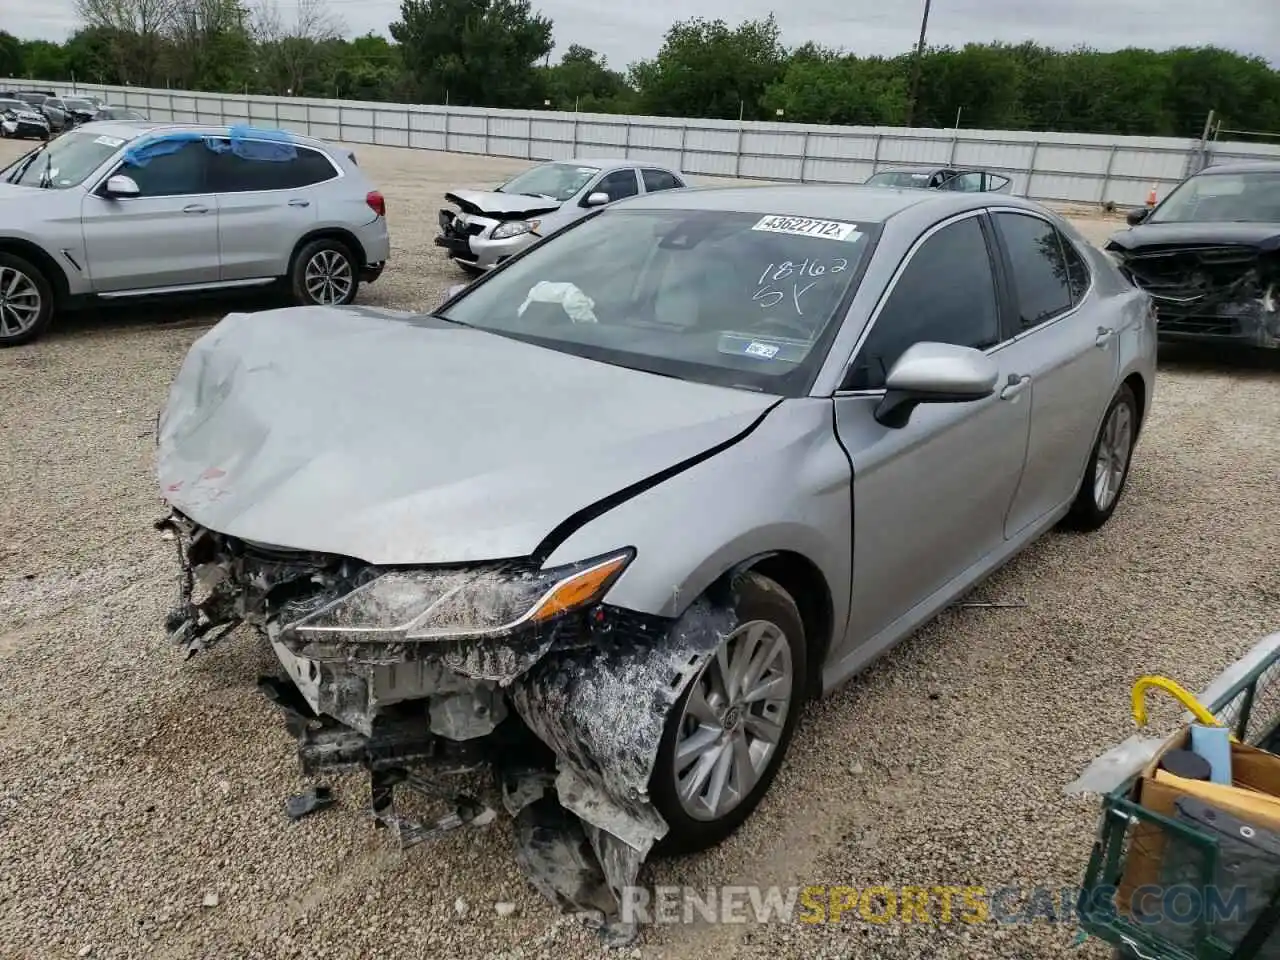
1131,675,1237,740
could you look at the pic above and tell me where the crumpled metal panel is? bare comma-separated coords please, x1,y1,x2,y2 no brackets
509,597,735,851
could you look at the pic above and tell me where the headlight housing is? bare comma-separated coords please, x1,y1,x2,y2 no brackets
491,219,539,241
288,548,633,644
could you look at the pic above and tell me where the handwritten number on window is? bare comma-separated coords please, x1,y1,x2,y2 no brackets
753,258,849,315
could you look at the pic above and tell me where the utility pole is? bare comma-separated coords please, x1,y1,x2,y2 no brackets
904,0,932,128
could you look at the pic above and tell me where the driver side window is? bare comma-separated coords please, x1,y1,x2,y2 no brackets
594,169,640,203
846,216,1001,391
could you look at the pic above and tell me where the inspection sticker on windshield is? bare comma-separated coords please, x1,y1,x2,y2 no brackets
752,215,863,242
744,340,780,359
94,135,125,148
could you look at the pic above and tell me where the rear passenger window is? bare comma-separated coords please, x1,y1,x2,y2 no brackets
208,145,337,192
642,168,683,192
1061,236,1090,306
994,212,1073,331
847,216,1001,391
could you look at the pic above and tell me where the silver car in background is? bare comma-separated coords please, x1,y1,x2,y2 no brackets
434,157,687,273
154,184,1155,938
0,121,390,346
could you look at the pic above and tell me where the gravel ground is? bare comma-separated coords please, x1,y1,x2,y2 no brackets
1,136,1278,960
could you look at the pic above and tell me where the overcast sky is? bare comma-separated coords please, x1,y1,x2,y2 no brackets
3,0,1277,67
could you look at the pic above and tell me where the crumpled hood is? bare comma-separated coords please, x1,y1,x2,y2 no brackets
156,306,777,565
1108,221,1280,253
445,188,562,218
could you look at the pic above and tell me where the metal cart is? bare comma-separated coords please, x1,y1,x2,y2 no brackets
1077,632,1280,959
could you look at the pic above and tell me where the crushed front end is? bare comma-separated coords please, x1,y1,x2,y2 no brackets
1107,241,1280,348
155,509,730,944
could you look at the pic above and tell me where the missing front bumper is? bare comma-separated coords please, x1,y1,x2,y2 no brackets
158,510,732,945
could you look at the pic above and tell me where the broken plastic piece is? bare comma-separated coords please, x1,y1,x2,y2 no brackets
285,785,335,821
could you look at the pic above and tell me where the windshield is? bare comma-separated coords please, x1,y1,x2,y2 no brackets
4,129,130,189
865,171,933,189
65,99,94,111
498,162,600,201
438,208,880,394
102,107,139,119
1150,170,1280,224
0,100,25,112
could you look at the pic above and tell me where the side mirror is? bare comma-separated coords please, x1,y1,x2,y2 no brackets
104,174,140,198
873,342,999,429
583,191,610,208
1126,207,1150,226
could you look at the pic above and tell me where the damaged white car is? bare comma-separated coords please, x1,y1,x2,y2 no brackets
156,184,1155,942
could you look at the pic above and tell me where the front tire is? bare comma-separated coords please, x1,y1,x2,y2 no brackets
0,253,55,347
1062,383,1139,532
289,238,359,307
650,572,808,854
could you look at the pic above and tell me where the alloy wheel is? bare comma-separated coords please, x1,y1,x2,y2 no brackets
1093,401,1134,512
0,266,42,339
303,249,354,305
672,619,794,822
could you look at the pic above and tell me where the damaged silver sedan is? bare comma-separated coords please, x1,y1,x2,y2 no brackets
1107,160,1280,348
155,184,1156,943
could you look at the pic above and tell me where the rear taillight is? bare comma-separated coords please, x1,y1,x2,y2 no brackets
366,191,385,217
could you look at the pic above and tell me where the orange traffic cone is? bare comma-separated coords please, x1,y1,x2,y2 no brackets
1146,183,1158,208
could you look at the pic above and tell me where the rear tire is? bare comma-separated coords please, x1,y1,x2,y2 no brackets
1061,383,1139,532
289,238,359,307
0,252,55,347
650,572,808,855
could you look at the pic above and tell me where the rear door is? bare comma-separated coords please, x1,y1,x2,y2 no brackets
990,209,1118,538
209,140,327,281
80,138,221,292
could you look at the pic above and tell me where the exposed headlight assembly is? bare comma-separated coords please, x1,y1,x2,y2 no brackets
288,549,633,644
491,219,540,240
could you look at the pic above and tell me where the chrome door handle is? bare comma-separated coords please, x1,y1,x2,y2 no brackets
1095,326,1116,348
1000,374,1031,400
183,204,209,215
288,199,311,207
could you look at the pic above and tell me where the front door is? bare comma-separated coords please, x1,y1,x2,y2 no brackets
989,210,1119,537
80,139,220,292
832,213,1032,662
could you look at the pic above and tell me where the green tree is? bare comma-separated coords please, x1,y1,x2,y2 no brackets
629,15,787,120
390,0,553,107
543,44,630,112
763,50,908,125
0,30,23,78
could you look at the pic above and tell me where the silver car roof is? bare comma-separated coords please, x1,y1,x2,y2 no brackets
69,120,337,153
607,182,1047,225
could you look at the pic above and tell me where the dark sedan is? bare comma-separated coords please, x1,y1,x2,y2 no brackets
1107,160,1280,349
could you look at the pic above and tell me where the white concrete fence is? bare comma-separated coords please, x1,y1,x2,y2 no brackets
42,80,1280,207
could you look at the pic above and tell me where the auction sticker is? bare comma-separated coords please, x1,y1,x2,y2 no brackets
752,215,863,242
94,135,126,148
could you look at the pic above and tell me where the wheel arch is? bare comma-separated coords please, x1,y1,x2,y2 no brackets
289,227,368,269
0,237,70,304
710,550,835,699
1122,370,1147,434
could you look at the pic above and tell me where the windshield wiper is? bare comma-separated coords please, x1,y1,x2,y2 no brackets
37,152,54,188
6,145,44,184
